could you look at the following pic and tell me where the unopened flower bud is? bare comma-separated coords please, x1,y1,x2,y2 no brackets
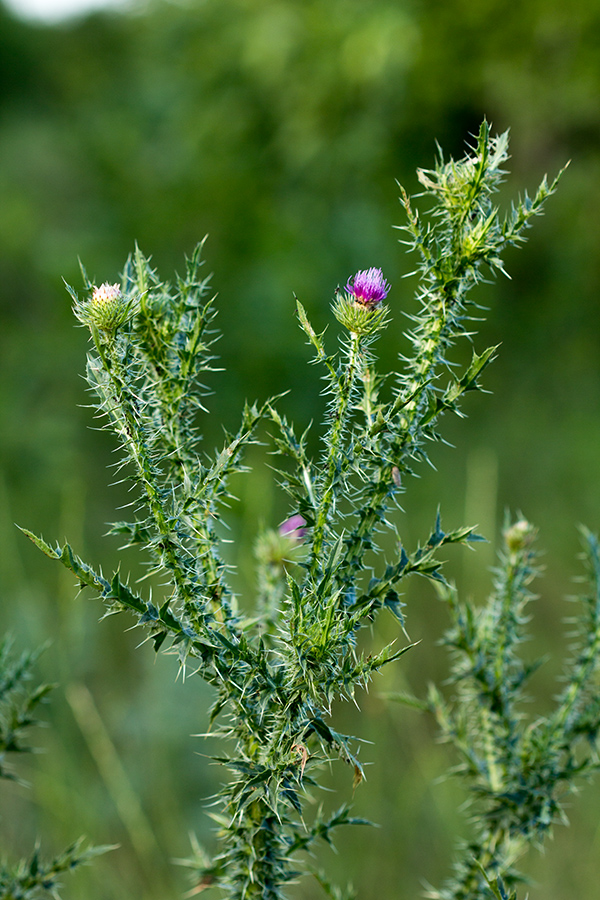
74,282,138,333
504,518,536,553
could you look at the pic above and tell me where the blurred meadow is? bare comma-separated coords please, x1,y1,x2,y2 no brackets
2,0,600,897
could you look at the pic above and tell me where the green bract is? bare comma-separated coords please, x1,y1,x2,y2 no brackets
331,291,389,336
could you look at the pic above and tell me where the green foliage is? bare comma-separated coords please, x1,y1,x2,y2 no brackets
393,518,600,899
0,639,107,899
0,638,51,782
0,840,107,900
23,123,563,899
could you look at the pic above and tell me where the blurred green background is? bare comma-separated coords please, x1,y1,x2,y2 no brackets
2,0,600,897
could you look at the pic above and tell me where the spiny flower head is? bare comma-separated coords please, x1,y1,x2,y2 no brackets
255,515,307,572
73,282,138,334
346,267,390,308
333,267,390,336
91,283,123,325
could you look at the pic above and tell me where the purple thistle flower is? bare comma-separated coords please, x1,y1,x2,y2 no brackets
346,267,390,308
279,514,307,541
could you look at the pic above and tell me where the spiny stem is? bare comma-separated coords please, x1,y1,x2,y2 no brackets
310,330,363,577
91,329,203,618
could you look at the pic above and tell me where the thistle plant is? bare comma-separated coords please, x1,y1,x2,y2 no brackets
23,121,563,899
0,639,104,898
0,639,51,785
394,518,600,900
